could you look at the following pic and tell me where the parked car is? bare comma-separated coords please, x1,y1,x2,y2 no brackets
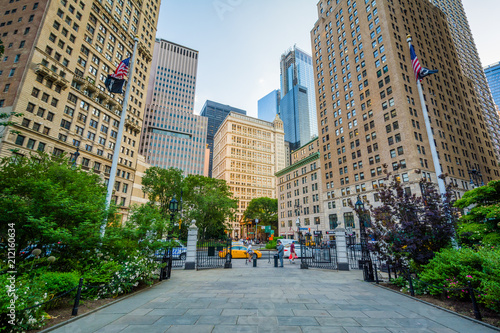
154,240,187,261
218,246,262,259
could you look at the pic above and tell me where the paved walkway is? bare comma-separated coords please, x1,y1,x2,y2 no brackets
48,258,498,333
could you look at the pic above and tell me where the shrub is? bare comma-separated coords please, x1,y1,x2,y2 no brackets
418,247,500,312
265,240,277,249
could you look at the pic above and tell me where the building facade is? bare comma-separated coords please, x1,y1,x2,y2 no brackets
212,113,285,239
280,46,318,149
139,39,207,176
429,0,500,162
311,0,499,239
199,100,246,177
0,0,159,220
484,62,500,109
258,89,280,123
277,138,330,241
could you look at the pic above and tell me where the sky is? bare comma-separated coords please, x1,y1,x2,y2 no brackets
157,0,500,117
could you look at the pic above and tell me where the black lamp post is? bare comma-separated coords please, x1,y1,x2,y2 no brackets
354,195,374,282
169,196,179,235
468,168,484,189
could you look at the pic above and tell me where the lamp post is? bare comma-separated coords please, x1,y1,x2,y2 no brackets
254,218,259,242
294,203,302,241
169,196,179,237
468,168,484,189
354,195,374,282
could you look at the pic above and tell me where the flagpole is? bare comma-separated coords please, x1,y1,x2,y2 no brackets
101,37,139,238
407,35,447,198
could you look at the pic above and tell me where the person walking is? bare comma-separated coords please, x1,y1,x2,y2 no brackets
289,242,296,264
247,243,253,263
277,240,284,267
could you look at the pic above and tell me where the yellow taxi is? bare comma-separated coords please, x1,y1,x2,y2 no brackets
219,245,262,259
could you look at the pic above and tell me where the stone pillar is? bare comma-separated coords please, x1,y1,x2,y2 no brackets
335,228,349,271
185,219,198,270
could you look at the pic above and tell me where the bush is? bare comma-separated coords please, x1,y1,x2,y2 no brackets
265,240,277,249
418,247,500,311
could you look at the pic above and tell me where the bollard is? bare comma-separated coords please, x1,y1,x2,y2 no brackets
72,278,84,316
407,269,415,297
253,253,257,267
374,264,379,284
274,254,278,267
468,281,482,321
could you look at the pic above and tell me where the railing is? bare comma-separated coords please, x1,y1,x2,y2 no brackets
196,239,232,270
300,240,338,270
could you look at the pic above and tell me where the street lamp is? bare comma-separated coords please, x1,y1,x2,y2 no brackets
468,168,484,189
169,196,179,235
254,218,259,242
354,195,374,282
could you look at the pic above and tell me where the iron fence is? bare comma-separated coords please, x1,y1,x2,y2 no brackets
299,240,338,270
196,239,231,270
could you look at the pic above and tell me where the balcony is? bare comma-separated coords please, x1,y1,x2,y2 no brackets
73,74,86,85
57,77,69,89
35,63,50,76
125,118,141,133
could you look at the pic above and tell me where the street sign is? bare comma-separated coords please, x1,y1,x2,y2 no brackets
314,231,322,235
265,226,271,232
248,232,254,234
270,230,274,234
299,227,308,231
326,231,335,234
261,226,266,229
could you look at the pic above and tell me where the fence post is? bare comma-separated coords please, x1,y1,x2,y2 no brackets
334,228,349,270
71,278,84,316
468,281,482,321
387,263,392,281
185,219,198,270
407,269,415,297
374,264,379,284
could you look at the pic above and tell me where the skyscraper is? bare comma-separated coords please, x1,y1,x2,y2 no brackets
311,0,499,236
258,90,280,122
213,113,285,239
199,100,246,177
0,0,159,216
484,62,500,109
139,39,207,175
429,0,500,161
280,46,318,150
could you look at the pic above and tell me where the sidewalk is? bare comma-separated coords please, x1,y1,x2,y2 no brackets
47,260,498,333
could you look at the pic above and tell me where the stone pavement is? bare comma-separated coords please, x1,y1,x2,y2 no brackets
48,258,498,333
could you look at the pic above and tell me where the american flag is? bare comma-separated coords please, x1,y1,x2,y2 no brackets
110,58,130,79
409,44,438,81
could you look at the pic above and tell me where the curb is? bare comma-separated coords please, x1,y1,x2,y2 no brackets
373,283,500,332
38,280,166,332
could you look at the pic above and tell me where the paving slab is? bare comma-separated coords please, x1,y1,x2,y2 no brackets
47,258,499,333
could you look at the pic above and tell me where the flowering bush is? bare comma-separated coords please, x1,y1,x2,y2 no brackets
418,247,500,311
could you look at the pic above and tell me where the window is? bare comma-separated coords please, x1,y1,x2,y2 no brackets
37,142,46,152
329,214,338,230
60,119,71,129
15,134,25,146
344,212,354,228
27,139,36,149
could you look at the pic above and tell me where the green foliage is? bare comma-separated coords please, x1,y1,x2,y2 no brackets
265,239,277,249
141,166,183,219
418,247,500,311
183,175,237,239
243,197,278,236
454,180,500,246
0,152,115,261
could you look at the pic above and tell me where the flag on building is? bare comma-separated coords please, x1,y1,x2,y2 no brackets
409,44,438,81
105,58,130,94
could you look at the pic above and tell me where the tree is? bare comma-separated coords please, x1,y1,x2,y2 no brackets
182,175,238,239
141,166,183,220
454,180,500,246
0,152,115,261
242,197,278,237
369,168,456,267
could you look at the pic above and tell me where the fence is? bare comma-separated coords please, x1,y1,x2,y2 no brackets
299,240,338,270
196,239,231,270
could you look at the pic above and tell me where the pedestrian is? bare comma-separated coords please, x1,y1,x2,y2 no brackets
277,240,284,267
289,242,296,264
247,243,253,262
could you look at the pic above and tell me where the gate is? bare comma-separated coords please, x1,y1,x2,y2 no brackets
300,240,338,270
196,239,231,270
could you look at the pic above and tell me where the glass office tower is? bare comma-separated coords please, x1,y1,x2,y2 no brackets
485,62,500,108
258,90,280,123
280,46,318,149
